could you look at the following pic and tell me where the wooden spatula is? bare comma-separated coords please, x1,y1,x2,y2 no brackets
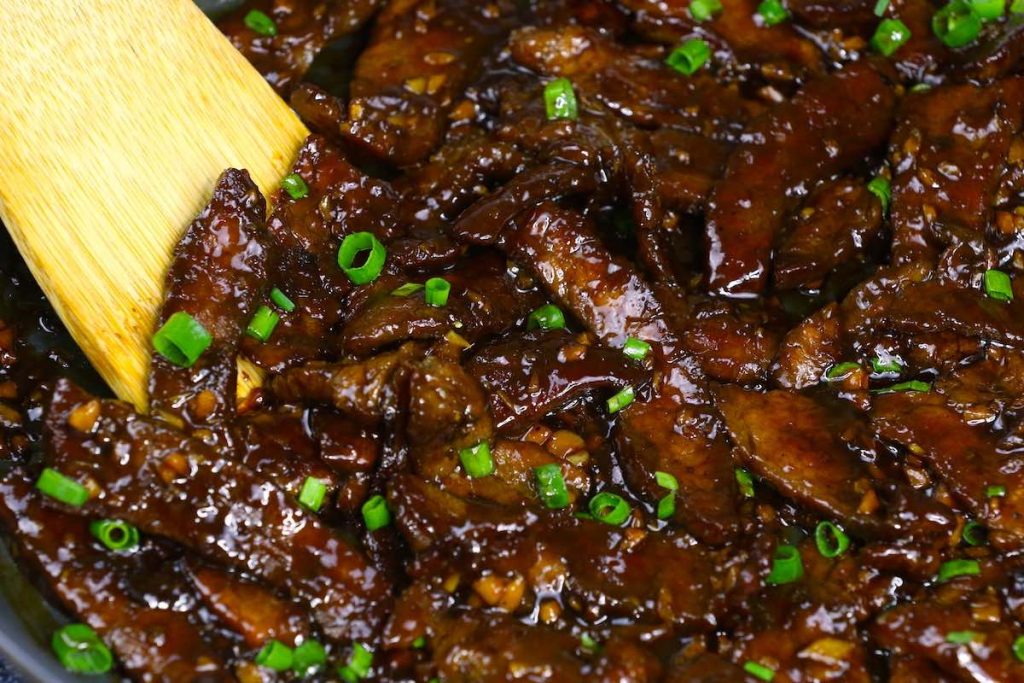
0,0,309,409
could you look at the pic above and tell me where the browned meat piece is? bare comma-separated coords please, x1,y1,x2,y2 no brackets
871,589,1024,681
620,0,823,78
958,19,1024,82
889,79,1024,264
872,392,1024,551
664,653,747,683
706,63,896,297
841,262,1024,348
0,475,234,681
647,128,732,212
508,25,760,139
270,343,422,423
43,380,391,641
934,347,1024,423
219,0,381,95
243,135,401,372
342,0,518,165
681,298,784,384
467,329,650,432
717,386,954,538
775,178,885,291
786,0,879,31
232,408,341,495
484,204,740,541
149,169,266,431
185,562,311,649
772,303,844,389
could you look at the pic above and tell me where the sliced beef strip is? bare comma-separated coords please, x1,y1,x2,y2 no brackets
0,474,236,682
148,169,267,431
43,379,391,641
705,63,896,297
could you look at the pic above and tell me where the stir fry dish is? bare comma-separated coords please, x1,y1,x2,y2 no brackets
6,0,1024,680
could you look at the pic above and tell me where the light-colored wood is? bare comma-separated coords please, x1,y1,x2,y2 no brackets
0,0,309,409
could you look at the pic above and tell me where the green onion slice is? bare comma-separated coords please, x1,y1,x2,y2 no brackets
412,636,427,649
766,544,804,585
246,305,280,343
579,633,601,652
153,311,212,367
826,362,860,380
459,441,494,478
757,0,790,25
873,380,931,394
962,520,987,546
871,355,903,374
362,494,392,531
874,0,891,15
867,176,892,213
657,493,676,520
946,630,979,644
338,232,387,285
339,643,373,681
293,639,327,676
666,39,711,75
270,287,296,312
970,0,1005,19
544,78,579,121
689,0,723,21
932,1,982,48
89,519,140,552
298,477,328,512
425,277,451,307
871,18,912,55
244,9,278,36
814,521,850,558
36,468,90,507
1014,635,1024,661
527,304,566,330
987,484,1007,498
281,173,309,200
588,492,632,525
936,558,981,582
1014,0,1024,12
984,269,1013,301
534,464,571,509
655,471,679,491
623,337,652,361
256,640,294,671
736,468,755,498
607,386,635,414
744,660,775,682
391,282,424,297
52,624,113,675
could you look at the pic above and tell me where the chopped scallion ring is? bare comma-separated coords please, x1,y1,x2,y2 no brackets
946,630,978,644
962,520,987,546
689,0,723,21
932,1,982,48
459,441,494,478
986,484,1007,498
757,0,790,25
936,558,980,582
412,636,427,649
657,493,676,520
744,660,775,682
90,519,140,552
292,640,327,676
36,468,90,507
153,311,212,367
579,633,601,652
270,287,296,312
1014,0,1024,12
871,18,912,55
339,643,373,682
984,269,1013,301
544,78,579,121
338,232,387,285
766,544,804,585
825,362,860,380
588,491,632,525
871,355,902,374
244,9,278,37
655,471,679,491
362,494,392,530
527,304,566,330
256,640,294,671
735,468,755,498
874,0,891,15
873,380,931,394
391,282,424,297
298,477,328,512
425,277,451,307
281,173,309,200
534,463,570,509
666,39,711,75
814,521,850,558
623,337,652,361
51,624,113,675
606,386,635,414
867,176,892,213
969,0,1005,20
246,305,280,343
1014,635,1024,661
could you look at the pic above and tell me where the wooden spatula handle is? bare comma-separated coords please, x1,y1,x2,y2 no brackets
0,0,308,408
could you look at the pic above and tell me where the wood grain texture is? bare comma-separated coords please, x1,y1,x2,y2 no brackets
0,0,309,409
